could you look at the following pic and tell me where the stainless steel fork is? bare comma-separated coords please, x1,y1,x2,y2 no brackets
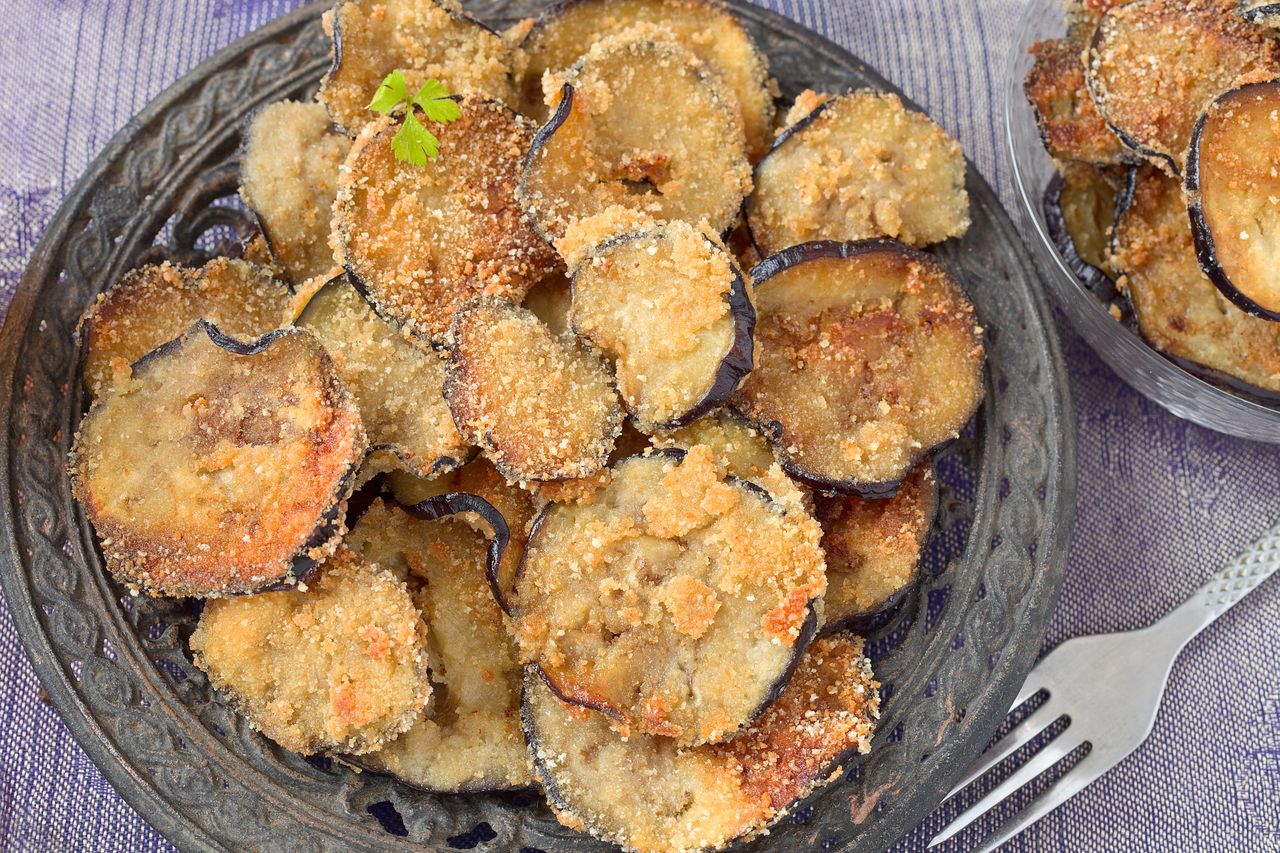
927,520,1280,852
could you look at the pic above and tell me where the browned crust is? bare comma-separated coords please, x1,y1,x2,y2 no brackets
190,544,429,755
1024,38,1131,165
524,634,879,853
1085,0,1280,174
70,323,367,598
1113,167,1280,391
444,297,622,482
335,96,558,343
78,259,290,399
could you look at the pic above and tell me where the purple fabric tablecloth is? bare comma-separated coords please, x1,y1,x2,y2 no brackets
1,1,1278,850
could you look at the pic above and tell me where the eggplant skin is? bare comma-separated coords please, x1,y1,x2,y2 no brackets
1185,80,1280,321
1239,0,1280,27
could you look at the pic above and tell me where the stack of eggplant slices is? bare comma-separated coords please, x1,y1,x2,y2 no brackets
67,1,985,850
1029,0,1280,397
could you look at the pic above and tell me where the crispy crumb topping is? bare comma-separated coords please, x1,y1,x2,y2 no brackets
336,96,558,342
1023,39,1130,165
524,634,880,853
514,447,826,745
190,545,429,755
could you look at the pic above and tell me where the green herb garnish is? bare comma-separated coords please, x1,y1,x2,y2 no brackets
367,70,462,166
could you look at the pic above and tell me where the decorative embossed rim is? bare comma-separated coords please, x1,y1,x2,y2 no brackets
0,3,1075,852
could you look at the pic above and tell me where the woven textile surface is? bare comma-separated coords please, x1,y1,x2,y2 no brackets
0,1,1277,851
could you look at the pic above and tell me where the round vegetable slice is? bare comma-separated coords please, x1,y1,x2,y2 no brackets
317,0,517,135
1043,162,1128,312
518,0,775,159
747,91,969,256
78,258,290,399
733,240,985,497
570,222,755,431
1186,77,1280,320
1114,166,1280,395
512,447,826,746
335,95,558,343
295,275,472,479
1084,0,1280,174
815,463,937,634
1023,37,1132,166
444,297,622,482
70,321,367,597
345,497,531,791
189,544,429,755
523,634,879,853
1240,0,1280,28
240,100,349,284
517,34,752,247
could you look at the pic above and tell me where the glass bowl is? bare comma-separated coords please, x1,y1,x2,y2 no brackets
1004,0,1280,443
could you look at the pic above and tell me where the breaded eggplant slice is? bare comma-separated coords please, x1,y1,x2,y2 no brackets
1186,78,1280,319
1085,0,1280,174
1113,167,1280,394
317,0,516,135
240,101,349,284
69,321,366,597
444,297,622,482
335,96,558,343
523,634,879,853
190,544,429,755
1240,0,1280,28
512,447,826,746
518,0,775,159
815,463,937,635
1023,38,1132,165
78,259,290,399
570,222,755,432
295,275,471,479
1043,162,1127,309
345,497,531,791
732,241,985,497
748,91,969,255
517,35,752,247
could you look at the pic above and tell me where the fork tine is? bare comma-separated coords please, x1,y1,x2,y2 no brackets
968,751,1107,853
942,693,1062,800
928,734,1083,847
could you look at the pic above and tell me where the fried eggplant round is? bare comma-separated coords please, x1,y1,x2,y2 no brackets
295,275,471,479
78,259,290,399
189,544,429,755
519,0,774,159
70,321,366,597
1085,0,1280,174
1113,166,1280,394
335,96,558,343
1186,77,1280,319
512,447,826,746
523,634,879,853
1023,37,1132,166
240,100,349,284
318,0,517,135
346,497,531,791
569,222,754,432
733,240,985,497
748,91,969,255
444,297,622,482
517,34,752,248
815,463,937,634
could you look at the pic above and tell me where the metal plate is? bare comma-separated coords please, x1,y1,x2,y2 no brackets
0,2,1074,851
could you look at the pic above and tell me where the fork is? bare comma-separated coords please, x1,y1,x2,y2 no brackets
927,520,1280,852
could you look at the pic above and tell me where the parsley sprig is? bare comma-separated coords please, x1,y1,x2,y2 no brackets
367,70,462,166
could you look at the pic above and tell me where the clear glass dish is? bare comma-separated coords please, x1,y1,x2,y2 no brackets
1004,0,1280,443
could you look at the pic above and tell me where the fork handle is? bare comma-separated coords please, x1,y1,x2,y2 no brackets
1155,520,1280,648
